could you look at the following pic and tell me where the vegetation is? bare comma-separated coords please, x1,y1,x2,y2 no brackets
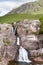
0,27,1,30
0,14,43,23
0,0,43,34
0,14,43,34
39,17,43,34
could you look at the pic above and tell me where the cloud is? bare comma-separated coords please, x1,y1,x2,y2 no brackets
0,8,8,16
0,1,22,16
0,0,36,2
0,0,36,16
0,1,21,9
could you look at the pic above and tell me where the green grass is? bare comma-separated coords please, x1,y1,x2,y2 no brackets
0,14,43,23
0,14,43,34
32,8,43,14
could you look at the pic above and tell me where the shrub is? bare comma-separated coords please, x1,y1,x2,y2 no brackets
0,27,1,30
39,17,43,34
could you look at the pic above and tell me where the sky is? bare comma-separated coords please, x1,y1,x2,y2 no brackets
0,0,36,16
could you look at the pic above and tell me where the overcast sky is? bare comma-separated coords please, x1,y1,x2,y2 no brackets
0,0,36,16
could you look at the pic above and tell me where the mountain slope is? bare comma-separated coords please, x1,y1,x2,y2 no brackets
9,0,43,14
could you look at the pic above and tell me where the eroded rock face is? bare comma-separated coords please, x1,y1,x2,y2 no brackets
0,19,42,64
0,23,19,65
17,19,40,36
16,19,43,63
3,45,19,61
20,34,43,62
20,35,39,50
28,49,43,63
0,45,19,65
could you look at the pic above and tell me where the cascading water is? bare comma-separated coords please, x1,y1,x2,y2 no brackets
17,37,20,45
12,25,31,63
17,37,31,63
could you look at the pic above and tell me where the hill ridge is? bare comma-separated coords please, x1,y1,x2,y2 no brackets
9,0,43,14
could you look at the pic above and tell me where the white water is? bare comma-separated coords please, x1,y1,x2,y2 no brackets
17,37,20,45
17,37,31,63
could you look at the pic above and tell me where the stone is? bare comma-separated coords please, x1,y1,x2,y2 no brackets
0,23,12,35
17,19,40,36
0,44,19,65
29,49,42,57
0,58,9,65
0,23,19,65
3,45,19,61
32,57,43,63
20,35,39,50
0,20,42,64
27,48,43,63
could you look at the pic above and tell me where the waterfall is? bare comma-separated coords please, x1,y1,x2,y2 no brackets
12,25,31,63
17,37,31,63
17,37,20,45
18,46,31,63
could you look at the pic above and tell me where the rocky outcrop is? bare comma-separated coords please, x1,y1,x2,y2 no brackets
0,19,43,65
17,19,40,36
20,35,39,50
0,45,19,65
16,19,43,63
0,23,19,65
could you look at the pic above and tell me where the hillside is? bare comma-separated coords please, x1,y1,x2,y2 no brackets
0,14,43,23
9,0,43,14
0,0,43,34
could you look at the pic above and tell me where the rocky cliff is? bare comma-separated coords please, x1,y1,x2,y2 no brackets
0,19,43,65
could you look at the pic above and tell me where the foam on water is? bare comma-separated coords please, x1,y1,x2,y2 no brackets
17,37,31,63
